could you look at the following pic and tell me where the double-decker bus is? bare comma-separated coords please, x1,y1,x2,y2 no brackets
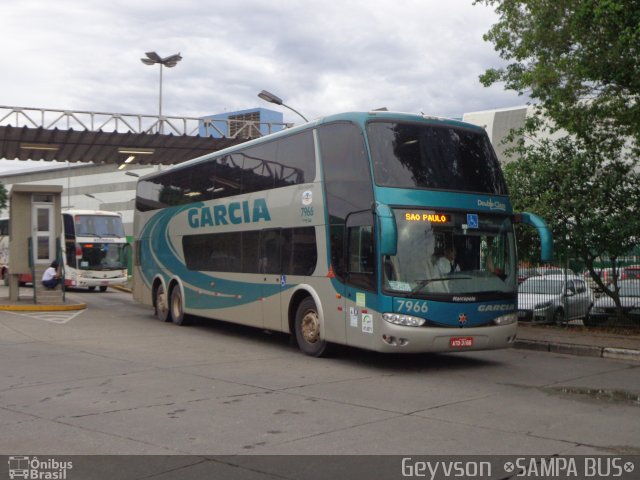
61,209,129,291
133,111,552,356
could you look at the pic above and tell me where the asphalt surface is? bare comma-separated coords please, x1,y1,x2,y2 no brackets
1,284,639,362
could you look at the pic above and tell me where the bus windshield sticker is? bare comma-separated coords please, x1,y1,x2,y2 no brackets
302,190,313,205
280,275,286,287
349,307,359,327
362,313,373,333
388,281,411,292
356,292,366,307
467,213,479,229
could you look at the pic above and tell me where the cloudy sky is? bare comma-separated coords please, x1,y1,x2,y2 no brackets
1,0,527,171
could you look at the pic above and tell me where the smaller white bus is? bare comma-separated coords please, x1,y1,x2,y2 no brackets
61,209,129,291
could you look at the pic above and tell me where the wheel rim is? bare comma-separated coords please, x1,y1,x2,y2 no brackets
301,309,320,344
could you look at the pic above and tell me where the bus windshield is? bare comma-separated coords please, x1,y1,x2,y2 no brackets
367,121,507,194
74,215,125,237
383,209,516,296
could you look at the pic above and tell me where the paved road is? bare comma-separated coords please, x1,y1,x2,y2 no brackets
1,288,639,456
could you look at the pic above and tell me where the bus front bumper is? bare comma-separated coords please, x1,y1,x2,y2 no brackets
376,321,518,353
66,272,128,288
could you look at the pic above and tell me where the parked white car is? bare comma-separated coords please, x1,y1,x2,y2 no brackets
518,275,593,324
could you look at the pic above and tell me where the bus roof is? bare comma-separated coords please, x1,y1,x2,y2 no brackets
62,209,122,217
138,111,486,182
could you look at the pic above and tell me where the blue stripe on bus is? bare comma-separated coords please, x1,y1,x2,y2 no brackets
140,205,289,310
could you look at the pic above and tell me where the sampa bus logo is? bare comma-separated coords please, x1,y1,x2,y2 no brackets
8,456,73,479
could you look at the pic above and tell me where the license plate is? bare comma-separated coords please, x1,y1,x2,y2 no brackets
450,336,474,348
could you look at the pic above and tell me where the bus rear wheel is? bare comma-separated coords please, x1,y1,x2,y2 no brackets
295,297,329,357
170,287,190,326
99,286,107,292
154,284,170,322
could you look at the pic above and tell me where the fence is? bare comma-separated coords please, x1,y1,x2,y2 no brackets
517,255,640,328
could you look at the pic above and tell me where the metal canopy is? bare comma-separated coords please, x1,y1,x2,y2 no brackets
0,125,245,167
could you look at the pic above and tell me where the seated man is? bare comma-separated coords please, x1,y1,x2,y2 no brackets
434,245,459,276
42,261,61,290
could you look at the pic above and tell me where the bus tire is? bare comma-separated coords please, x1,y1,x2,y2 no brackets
170,287,189,326
294,297,329,357
99,286,107,292
88,286,96,292
154,283,170,322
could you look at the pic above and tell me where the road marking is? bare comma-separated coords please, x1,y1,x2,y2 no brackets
4,309,86,324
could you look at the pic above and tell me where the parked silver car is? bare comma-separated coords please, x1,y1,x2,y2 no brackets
585,279,640,326
517,275,593,324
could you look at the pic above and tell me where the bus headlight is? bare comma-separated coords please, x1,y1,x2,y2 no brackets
383,313,426,327
492,313,518,326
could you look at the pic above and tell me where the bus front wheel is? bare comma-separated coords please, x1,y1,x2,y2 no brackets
154,284,170,322
295,297,329,357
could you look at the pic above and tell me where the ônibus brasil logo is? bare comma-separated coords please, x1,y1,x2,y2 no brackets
8,456,73,479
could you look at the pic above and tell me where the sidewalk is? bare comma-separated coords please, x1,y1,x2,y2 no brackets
515,322,640,362
0,285,86,311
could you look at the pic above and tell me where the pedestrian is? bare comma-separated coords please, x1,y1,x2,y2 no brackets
42,260,60,289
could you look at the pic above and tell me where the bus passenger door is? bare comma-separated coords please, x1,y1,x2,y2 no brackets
344,212,376,349
260,229,283,330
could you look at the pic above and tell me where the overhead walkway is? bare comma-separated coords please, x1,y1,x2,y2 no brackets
0,105,289,167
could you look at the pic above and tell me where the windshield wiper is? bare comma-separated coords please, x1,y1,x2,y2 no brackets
410,276,472,295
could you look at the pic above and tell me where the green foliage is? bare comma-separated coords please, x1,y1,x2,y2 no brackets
475,0,640,152
504,127,640,267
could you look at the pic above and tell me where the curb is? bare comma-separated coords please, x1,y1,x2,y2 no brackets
0,302,87,312
514,339,640,362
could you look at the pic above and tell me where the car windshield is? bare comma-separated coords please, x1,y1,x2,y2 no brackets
519,278,564,295
383,209,516,297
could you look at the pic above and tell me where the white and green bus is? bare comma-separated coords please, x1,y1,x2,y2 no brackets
133,111,552,356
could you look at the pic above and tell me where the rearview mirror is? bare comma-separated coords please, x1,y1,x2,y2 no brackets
375,202,397,256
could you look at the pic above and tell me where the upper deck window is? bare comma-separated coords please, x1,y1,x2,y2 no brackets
367,121,507,195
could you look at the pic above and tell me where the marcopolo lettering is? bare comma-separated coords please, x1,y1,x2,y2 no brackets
188,199,271,228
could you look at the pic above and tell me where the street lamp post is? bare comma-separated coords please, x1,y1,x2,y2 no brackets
141,52,183,133
258,89,308,123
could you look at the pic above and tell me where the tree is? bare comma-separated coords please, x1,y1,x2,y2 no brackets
477,0,640,323
475,0,640,152
504,123,640,294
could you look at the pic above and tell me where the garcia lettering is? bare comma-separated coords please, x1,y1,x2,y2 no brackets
188,199,271,228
